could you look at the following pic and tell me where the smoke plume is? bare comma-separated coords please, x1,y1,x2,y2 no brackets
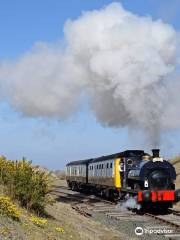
0,2,179,145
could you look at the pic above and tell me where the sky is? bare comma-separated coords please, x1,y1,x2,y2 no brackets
0,0,180,169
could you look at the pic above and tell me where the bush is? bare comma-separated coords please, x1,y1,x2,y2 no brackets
0,156,50,214
0,195,21,220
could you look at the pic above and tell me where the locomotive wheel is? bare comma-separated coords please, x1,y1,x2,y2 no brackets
107,190,119,201
67,182,72,189
71,182,78,191
108,190,114,201
113,192,120,202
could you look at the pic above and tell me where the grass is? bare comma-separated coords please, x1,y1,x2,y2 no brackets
0,190,124,240
0,155,124,240
0,209,67,240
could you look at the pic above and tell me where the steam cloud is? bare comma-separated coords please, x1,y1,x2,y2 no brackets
116,195,141,210
0,2,179,145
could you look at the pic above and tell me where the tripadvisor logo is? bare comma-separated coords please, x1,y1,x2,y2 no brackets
135,226,174,235
135,227,144,236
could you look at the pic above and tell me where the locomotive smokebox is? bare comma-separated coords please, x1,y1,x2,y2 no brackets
152,149,160,158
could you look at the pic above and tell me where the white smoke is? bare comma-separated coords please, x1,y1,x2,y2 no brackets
0,2,179,145
116,195,141,210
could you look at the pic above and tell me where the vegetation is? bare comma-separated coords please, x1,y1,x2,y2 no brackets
29,215,48,226
0,195,21,220
0,156,51,215
0,155,121,240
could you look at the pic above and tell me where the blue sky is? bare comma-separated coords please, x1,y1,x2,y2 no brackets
0,0,180,169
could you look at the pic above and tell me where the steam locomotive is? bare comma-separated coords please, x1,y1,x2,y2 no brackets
66,149,180,210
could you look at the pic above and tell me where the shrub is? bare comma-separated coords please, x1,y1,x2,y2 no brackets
0,156,51,214
0,195,21,220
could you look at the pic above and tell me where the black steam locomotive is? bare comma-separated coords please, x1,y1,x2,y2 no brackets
66,149,180,210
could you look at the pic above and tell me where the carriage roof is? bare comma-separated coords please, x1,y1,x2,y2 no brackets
66,150,150,166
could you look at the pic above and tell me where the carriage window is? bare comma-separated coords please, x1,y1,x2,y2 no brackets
99,164,101,169
107,163,109,168
97,165,98,169
102,164,103,169
92,166,93,170
110,163,112,168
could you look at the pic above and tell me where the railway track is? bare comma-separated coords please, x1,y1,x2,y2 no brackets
171,209,180,216
145,212,180,229
52,185,115,204
92,200,180,229
53,185,180,233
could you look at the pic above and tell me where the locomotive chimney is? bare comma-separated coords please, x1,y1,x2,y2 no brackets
152,149,160,158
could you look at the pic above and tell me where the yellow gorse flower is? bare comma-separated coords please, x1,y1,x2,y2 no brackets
55,227,65,233
0,195,21,220
0,156,51,214
30,215,48,226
